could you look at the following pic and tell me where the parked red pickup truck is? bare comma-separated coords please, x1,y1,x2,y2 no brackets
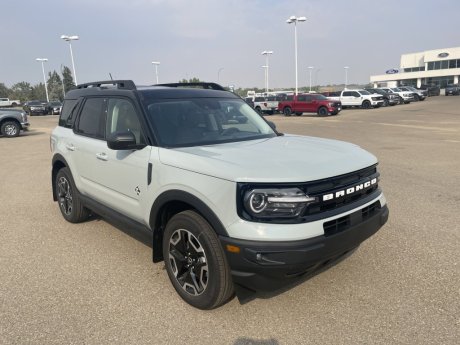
278,93,342,116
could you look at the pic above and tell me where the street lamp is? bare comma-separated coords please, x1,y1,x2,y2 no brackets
344,66,350,89
261,65,268,92
60,35,79,85
307,66,314,92
261,50,273,92
286,15,306,95
60,64,66,99
36,58,49,102
152,61,160,84
217,67,224,83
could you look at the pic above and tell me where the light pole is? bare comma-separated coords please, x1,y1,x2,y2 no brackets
36,58,49,102
344,66,349,89
307,66,314,92
152,61,160,84
286,16,306,95
60,64,66,99
60,35,79,85
217,67,224,83
261,65,268,92
261,50,273,92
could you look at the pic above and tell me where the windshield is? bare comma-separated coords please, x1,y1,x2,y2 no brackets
391,88,402,92
143,98,276,147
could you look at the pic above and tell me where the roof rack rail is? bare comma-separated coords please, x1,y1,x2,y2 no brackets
77,80,136,90
156,82,226,91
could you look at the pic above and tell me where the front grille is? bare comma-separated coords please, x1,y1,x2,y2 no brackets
299,165,380,217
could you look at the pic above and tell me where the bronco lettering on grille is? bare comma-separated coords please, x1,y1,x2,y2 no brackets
322,178,377,201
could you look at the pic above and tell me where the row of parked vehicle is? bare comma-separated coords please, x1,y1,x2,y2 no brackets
22,100,62,115
245,84,434,117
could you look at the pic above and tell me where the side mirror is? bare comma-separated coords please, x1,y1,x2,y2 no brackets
107,131,141,150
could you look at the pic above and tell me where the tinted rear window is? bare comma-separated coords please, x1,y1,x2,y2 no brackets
59,99,78,127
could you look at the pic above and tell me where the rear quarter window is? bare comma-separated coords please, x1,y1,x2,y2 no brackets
59,99,78,128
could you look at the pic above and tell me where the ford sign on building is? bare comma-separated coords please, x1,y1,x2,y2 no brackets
370,46,460,89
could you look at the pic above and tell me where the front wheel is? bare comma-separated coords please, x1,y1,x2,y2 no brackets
295,112,302,116
317,107,328,116
1,121,20,137
362,100,371,109
163,210,233,309
383,99,389,107
283,107,292,116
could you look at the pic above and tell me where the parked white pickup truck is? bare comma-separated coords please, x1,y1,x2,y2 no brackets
327,90,384,109
0,98,20,107
253,96,278,115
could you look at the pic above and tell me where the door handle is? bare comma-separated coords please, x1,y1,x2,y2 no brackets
65,144,75,151
96,152,108,161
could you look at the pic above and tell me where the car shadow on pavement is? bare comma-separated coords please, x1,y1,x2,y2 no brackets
234,338,279,345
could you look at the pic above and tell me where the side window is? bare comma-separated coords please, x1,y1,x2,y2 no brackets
59,99,78,128
305,95,313,102
106,98,145,144
351,92,360,97
342,91,351,97
75,98,106,139
297,95,306,102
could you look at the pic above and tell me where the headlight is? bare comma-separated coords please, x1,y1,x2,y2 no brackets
21,112,27,121
243,188,316,219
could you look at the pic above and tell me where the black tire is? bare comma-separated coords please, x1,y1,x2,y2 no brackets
361,100,371,109
295,112,302,116
383,99,389,107
317,107,328,116
255,106,262,114
1,121,20,138
163,210,233,309
283,107,292,116
55,167,90,223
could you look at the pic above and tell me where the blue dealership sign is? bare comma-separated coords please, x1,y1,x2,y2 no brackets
386,69,399,74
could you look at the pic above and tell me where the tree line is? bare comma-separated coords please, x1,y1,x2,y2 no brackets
0,66,75,102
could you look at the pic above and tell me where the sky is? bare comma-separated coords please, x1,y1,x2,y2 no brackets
1,0,459,89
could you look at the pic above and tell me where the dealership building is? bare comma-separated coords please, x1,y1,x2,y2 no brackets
370,46,460,89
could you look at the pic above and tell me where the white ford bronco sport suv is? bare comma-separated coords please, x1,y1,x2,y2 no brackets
51,80,389,309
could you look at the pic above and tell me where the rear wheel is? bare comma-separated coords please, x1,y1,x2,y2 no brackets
163,210,233,309
295,112,302,116
55,167,90,223
317,107,328,116
383,99,389,107
283,107,292,116
254,106,262,114
1,121,20,137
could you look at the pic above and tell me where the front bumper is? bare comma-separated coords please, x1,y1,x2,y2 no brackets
220,204,389,291
21,122,30,130
371,100,384,107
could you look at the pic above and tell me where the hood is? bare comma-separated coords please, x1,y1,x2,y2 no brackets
159,135,377,183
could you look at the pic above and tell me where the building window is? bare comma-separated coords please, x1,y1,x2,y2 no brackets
449,60,456,69
428,62,434,70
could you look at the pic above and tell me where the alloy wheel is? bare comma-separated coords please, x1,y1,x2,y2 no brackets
168,229,208,296
57,176,73,216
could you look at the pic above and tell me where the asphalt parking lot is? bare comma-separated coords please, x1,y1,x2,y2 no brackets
1,97,459,345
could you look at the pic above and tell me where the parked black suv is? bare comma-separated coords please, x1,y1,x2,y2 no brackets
23,100,46,115
419,84,440,96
